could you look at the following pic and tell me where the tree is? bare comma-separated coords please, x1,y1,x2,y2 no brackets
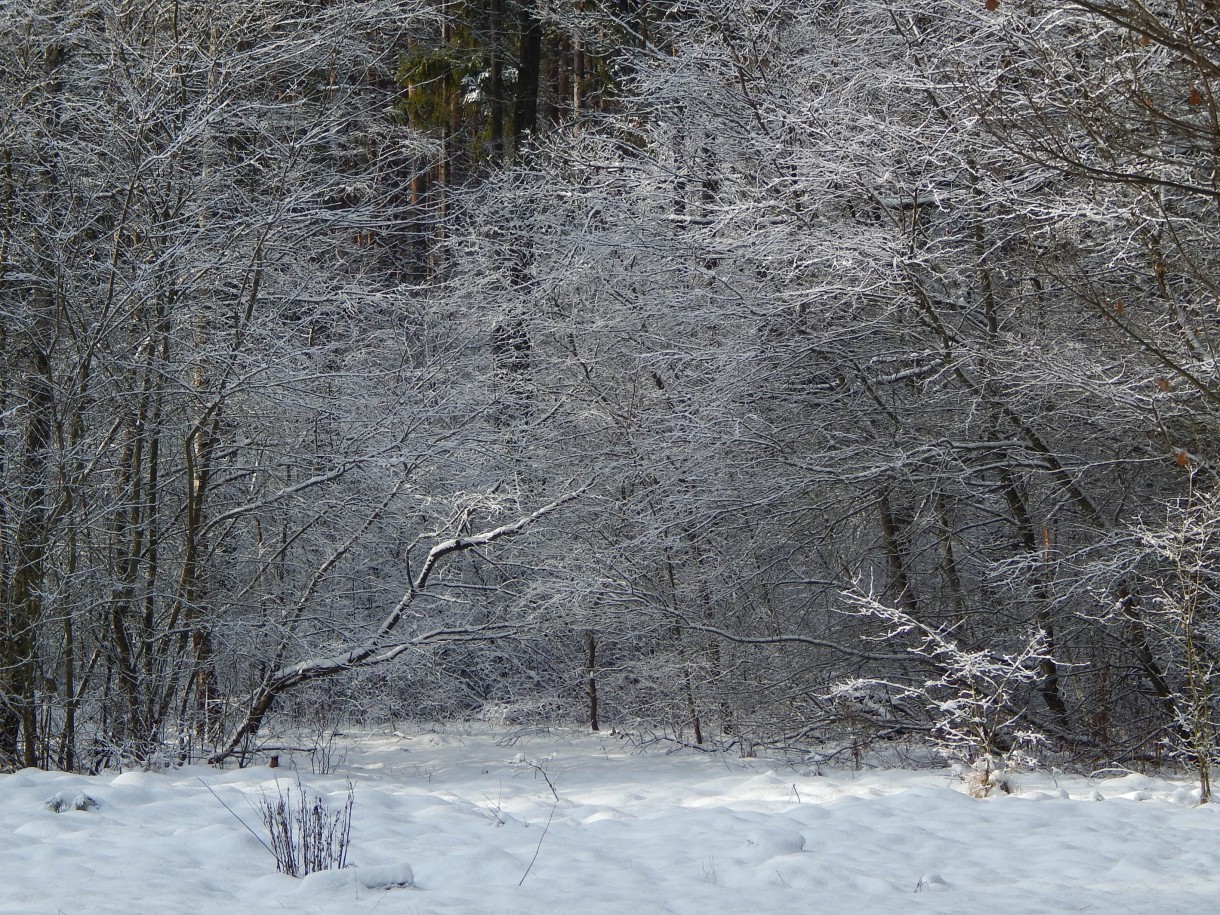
210,486,585,763
433,0,1220,761
7,0,1219,771
0,0,435,768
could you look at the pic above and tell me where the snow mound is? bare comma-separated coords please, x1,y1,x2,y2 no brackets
297,863,413,893
916,873,950,892
298,868,355,892
737,770,792,801
111,770,159,786
356,863,415,889
44,790,98,813
1172,787,1203,807
742,826,806,858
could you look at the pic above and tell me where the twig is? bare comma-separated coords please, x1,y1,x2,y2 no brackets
197,777,275,859
527,760,560,802
518,801,558,886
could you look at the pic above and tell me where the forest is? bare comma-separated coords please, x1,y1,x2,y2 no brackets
2,0,1219,786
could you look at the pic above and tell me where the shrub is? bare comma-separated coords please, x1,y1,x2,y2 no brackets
259,776,354,877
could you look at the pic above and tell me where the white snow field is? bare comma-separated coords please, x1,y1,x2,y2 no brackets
3,726,1218,914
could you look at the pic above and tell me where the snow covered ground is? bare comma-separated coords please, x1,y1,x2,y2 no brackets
3,726,1218,914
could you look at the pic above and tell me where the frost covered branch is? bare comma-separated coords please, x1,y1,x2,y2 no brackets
209,487,587,764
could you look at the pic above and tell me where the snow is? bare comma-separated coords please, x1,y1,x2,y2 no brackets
3,727,1219,913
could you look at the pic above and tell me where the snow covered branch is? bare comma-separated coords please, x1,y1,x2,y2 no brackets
209,486,588,764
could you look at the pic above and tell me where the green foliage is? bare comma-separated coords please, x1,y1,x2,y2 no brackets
397,45,477,130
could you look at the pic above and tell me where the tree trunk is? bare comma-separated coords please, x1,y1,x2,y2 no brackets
513,0,542,144
585,630,599,732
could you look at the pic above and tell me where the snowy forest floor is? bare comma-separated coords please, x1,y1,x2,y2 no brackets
2,725,1218,914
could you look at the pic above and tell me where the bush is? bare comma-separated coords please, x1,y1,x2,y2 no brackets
259,776,354,877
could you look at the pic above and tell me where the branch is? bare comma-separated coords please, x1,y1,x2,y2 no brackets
667,616,916,664
208,485,589,764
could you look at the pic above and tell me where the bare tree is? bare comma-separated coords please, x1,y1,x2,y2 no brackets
0,0,435,768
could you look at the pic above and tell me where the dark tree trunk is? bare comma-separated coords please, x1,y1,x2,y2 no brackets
513,0,542,143
585,631,599,731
